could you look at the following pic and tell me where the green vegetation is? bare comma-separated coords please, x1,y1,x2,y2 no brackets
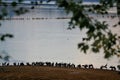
57,0,120,59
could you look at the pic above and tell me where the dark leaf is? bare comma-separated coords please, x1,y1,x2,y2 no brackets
11,2,17,7
0,15,3,20
118,21,120,25
47,0,51,3
104,51,111,58
0,55,2,59
78,43,84,49
81,44,89,53
18,0,23,3
31,6,35,9
92,47,99,53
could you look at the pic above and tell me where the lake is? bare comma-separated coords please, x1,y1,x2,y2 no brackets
0,5,119,69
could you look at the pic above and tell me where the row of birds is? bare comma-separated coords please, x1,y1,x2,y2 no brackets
0,62,120,71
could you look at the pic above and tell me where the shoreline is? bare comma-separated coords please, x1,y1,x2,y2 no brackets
0,66,120,80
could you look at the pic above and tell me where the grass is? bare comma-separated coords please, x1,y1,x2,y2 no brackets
0,66,120,80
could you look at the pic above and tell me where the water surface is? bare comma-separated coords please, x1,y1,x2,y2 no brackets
0,6,119,69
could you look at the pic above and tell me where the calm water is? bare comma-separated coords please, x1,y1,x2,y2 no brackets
0,6,120,69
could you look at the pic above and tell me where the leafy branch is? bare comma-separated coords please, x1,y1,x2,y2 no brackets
57,0,120,59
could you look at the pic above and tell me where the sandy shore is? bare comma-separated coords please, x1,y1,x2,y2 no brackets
0,66,120,80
